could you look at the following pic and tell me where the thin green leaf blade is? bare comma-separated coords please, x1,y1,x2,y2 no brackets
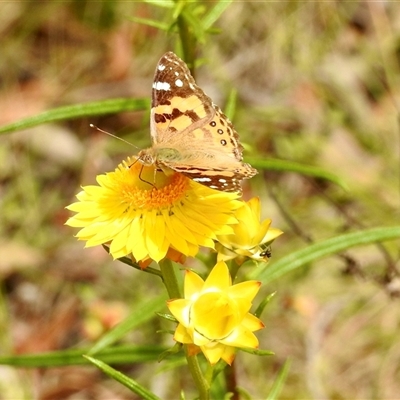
252,226,400,283
0,98,149,135
247,157,348,190
254,292,276,319
266,359,291,400
88,293,168,355
181,8,207,44
144,0,174,8
0,345,166,367
84,355,161,400
129,16,170,30
203,0,233,30
240,348,274,357
224,88,237,121
172,1,186,20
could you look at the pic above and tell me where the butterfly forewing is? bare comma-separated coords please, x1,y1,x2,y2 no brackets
151,52,214,143
144,51,257,193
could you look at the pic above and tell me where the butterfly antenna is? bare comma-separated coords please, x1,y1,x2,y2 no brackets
89,124,140,150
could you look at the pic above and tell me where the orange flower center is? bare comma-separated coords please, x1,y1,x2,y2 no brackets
116,156,189,210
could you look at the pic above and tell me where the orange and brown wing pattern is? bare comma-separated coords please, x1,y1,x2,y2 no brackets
151,52,214,143
146,51,257,192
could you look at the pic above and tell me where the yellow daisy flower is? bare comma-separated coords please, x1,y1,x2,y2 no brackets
66,157,241,265
216,197,283,264
167,261,264,365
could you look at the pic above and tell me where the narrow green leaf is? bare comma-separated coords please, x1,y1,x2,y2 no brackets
172,0,186,20
254,292,276,319
156,312,177,322
144,0,174,8
103,247,163,277
246,157,348,190
224,88,237,121
129,16,170,30
181,8,207,44
0,98,149,135
240,348,274,356
266,359,291,400
158,342,183,362
252,226,400,284
84,355,161,400
0,345,166,367
203,0,233,30
88,293,168,355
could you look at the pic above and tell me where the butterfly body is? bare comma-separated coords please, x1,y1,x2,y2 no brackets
138,51,257,193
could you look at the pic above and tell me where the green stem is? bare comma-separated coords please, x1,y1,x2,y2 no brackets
185,346,210,400
204,363,215,386
159,258,182,299
159,259,209,399
175,4,196,77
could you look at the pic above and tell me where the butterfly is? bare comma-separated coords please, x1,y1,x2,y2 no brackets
137,51,257,193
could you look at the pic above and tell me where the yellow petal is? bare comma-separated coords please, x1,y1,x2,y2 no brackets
167,299,191,325
220,346,236,366
162,212,189,256
192,292,239,339
184,270,205,298
228,280,261,303
222,325,259,349
203,261,231,291
242,313,265,331
200,343,225,365
174,323,193,344
192,330,210,346
66,156,241,264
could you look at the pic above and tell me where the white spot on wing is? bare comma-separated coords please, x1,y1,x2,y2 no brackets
158,64,166,71
175,79,183,87
153,81,171,91
189,83,195,90
193,177,212,182
175,71,179,76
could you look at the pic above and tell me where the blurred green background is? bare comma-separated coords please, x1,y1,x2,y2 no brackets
0,1,399,399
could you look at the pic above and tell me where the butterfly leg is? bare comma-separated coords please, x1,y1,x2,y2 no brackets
138,164,157,190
